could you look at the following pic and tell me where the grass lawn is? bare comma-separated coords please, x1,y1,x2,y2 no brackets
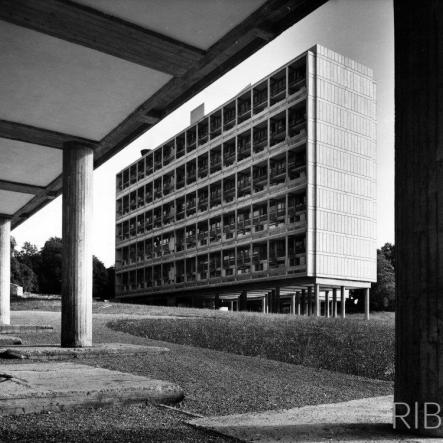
4,300,394,441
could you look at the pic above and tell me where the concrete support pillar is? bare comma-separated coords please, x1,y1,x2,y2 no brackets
290,294,296,315
214,293,221,310
393,3,443,434
296,292,301,315
262,296,266,313
302,289,307,315
61,142,93,347
364,288,370,321
325,290,330,318
332,289,337,318
340,286,345,319
307,287,312,316
314,284,320,317
0,217,11,325
230,300,234,311
274,287,280,313
239,290,247,311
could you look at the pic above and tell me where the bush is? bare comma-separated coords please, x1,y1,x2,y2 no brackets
108,314,394,380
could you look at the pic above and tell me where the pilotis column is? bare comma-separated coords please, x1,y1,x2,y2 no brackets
0,217,11,325
340,286,346,319
332,288,337,318
364,288,370,321
325,290,330,318
307,286,312,316
394,0,443,434
314,284,320,317
61,142,93,347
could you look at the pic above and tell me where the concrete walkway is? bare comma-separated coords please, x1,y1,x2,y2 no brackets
189,396,440,442
0,362,184,416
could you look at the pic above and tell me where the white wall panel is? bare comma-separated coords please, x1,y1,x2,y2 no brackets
309,45,377,282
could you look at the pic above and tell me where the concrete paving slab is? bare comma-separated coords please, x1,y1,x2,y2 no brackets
0,362,184,416
0,335,22,345
0,343,170,360
189,396,440,442
0,325,53,334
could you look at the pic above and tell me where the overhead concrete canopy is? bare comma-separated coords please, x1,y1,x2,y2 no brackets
0,0,327,228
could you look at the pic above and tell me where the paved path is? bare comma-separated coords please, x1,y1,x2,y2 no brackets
190,396,440,442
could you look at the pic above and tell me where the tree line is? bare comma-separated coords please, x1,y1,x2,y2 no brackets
10,237,114,300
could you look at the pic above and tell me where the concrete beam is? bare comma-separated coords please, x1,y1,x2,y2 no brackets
0,0,204,76
61,142,93,347
0,217,10,325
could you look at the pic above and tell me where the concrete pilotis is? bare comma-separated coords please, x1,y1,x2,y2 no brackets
296,292,301,315
291,294,296,315
61,142,93,347
394,2,443,434
307,287,312,316
262,297,266,313
332,289,337,318
0,217,10,325
340,286,345,319
364,288,370,320
325,291,329,318
302,289,307,315
314,284,320,317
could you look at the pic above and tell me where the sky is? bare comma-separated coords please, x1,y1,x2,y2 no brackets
11,0,394,268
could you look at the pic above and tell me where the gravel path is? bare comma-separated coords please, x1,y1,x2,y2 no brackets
0,310,392,442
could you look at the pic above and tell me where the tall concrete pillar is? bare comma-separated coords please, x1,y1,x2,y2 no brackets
340,286,345,319
262,296,266,313
291,294,296,315
274,287,280,313
314,284,320,317
239,290,247,311
0,217,11,325
307,287,312,316
302,289,307,315
296,292,301,315
394,1,443,434
325,290,330,318
61,142,93,347
364,288,370,321
332,288,337,318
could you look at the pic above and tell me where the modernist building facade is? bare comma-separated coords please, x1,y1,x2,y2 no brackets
115,45,376,312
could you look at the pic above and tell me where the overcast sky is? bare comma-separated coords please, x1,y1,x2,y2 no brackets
12,0,394,267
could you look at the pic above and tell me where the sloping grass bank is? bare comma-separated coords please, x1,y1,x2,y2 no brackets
108,314,394,381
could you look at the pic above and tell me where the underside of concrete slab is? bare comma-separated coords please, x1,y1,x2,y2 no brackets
0,362,183,416
0,343,169,360
0,325,53,334
189,396,438,442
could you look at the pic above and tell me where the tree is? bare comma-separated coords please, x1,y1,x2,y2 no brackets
93,256,109,300
38,237,63,294
371,249,395,311
10,237,39,292
380,242,396,269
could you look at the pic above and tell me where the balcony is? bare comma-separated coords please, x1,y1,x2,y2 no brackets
223,151,235,167
210,157,222,173
237,179,251,197
198,198,208,212
237,142,251,161
198,165,208,179
223,109,236,131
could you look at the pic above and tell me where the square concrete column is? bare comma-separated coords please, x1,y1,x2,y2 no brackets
325,290,330,318
394,1,443,435
302,289,307,315
307,287,312,316
340,286,345,319
332,289,337,318
0,217,11,325
364,288,370,321
314,284,320,317
262,296,266,313
296,292,301,315
61,142,93,347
